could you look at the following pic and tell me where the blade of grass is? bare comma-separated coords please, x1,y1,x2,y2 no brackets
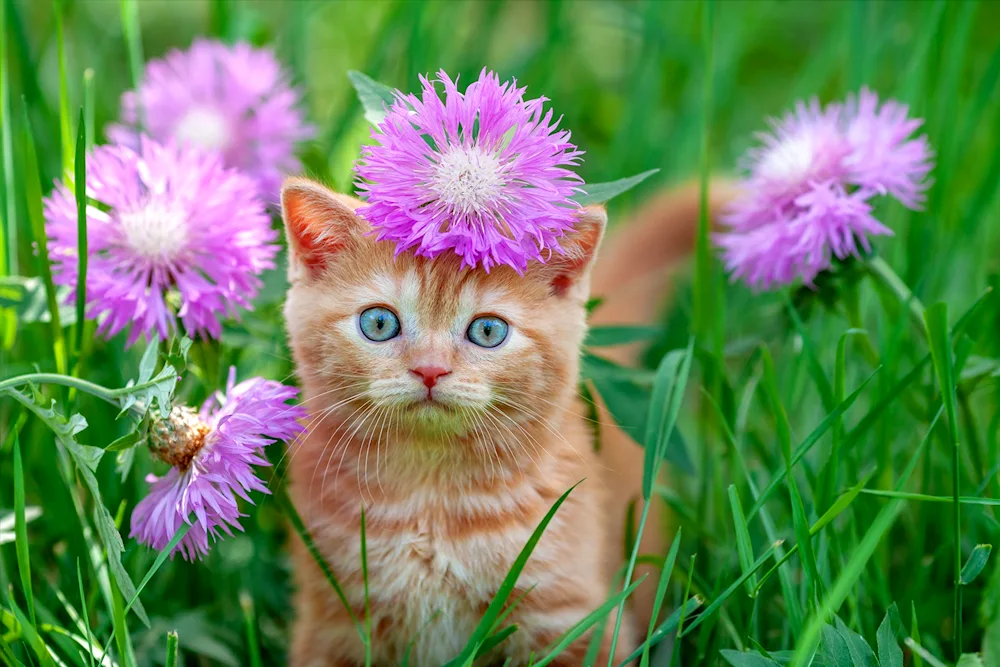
7,593,57,667
83,69,94,152
622,596,703,666
670,553,697,666
54,0,73,179
532,577,645,667
165,631,179,667
73,108,86,371
728,486,757,597
680,542,782,638
859,490,1000,505
279,491,363,637
641,527,681,667
784,297,836,412
13,434,35,626
240,592,263,667
21,102,67,374
76,560,96,667
911,602,924,667
0,0,15,277
759,347,820,606
120,0,145,109
609,339,694,664
442,482,581,667
924,302,962,656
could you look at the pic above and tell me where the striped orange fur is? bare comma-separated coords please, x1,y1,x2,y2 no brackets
281,178,733,666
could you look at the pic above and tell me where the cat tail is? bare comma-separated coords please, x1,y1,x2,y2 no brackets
587,178,738,636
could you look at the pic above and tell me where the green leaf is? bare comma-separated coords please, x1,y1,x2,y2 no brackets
961,544,993,585
955,655,986,667
443,483,580,667
348,70,397,125
575,169,659,207
3,388,150,627
719,650,780,667
585,325,662,348
834,616,877,667
818,623,852,667
106,428,143,452
876,604,904,667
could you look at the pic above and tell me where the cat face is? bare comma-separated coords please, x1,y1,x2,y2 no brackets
281,179,605,447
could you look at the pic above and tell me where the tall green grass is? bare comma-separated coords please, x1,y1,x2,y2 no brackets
2,0,1000,665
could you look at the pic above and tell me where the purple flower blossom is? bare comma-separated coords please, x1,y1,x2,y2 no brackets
44,137,277,345
130,369,305,560
354,69,584,273
107,38,313,204
717,87,933,289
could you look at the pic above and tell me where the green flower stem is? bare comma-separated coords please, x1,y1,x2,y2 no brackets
866,255,927,336
0,372,167,406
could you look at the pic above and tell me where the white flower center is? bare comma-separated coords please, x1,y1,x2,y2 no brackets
430,146,506,216
174,107,232,153
118,204,189,262
758,133,817,183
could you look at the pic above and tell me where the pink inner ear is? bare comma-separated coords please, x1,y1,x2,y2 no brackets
282,182,358,272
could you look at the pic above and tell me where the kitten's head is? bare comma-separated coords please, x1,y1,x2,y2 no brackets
281,179,604,452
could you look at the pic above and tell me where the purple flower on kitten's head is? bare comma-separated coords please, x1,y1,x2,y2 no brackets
354,69,585,273
717,87,933,290
130,368,305,560
43,136,277,345
107,38,313,204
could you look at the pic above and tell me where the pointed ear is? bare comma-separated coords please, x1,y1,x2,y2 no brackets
281,178,365,280
543,205,607,298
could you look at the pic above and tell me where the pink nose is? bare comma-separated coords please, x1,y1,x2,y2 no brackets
411,366,451,390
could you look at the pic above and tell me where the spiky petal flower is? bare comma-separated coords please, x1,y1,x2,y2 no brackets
107,38,313,203
43,137,277,345
354,69,584,273
130,369,305,560
717,87,933,289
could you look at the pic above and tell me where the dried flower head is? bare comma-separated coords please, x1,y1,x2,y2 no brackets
130,369,305,560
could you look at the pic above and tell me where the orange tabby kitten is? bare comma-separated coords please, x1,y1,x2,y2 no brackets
282,178,730,666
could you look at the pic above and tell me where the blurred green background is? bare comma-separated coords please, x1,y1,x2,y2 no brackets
3,0,1000,665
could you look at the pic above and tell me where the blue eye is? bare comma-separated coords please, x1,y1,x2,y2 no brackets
467,316,509,348
359,307,400,342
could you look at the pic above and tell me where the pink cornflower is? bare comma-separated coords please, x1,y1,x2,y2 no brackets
130,369,305,560
107,38,313,203
43,137,277,345
354,69,584,273
717,87,933,289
